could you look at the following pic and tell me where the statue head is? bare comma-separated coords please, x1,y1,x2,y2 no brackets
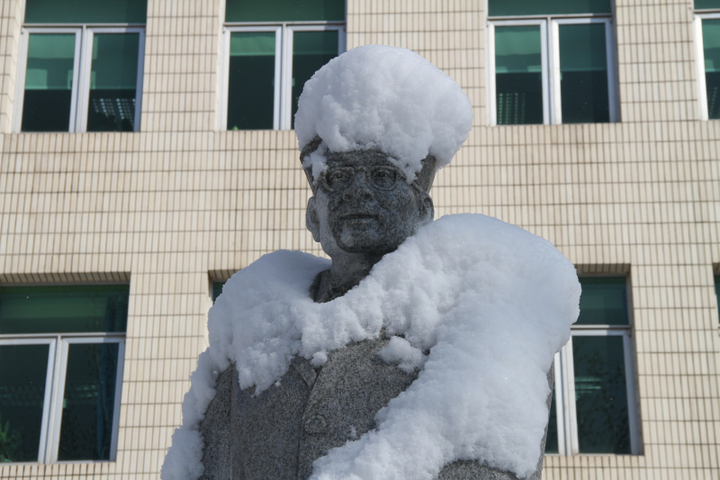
303,141,436,260
294,45,473,299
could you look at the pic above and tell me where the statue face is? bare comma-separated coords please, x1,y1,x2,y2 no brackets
307,150,433,257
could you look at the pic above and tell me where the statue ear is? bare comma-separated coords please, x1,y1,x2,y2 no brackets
416,193,434,228
306,197,321,241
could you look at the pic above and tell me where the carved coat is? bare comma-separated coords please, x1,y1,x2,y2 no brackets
199,337,547,480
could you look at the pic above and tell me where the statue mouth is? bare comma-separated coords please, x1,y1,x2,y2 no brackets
341,214,378,221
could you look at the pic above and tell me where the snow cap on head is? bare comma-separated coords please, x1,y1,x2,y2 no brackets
295,45,473,184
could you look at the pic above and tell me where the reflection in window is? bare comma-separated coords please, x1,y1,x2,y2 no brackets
545,276,639,455
222,0,345,130
87,34,140,132
488,0,617,125
21,34,76,132
0,284,129,463
16,1,146,132
494,26,543,125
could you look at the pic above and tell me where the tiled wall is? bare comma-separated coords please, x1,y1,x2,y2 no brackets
1,0,719,478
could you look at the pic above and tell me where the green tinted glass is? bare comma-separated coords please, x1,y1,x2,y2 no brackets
227,32,276,130
0,344,50,462
573,336,631,453
695,0,720,10
702,19,720,119
495,25,543,125
22,33,76,132
213,282,225,302
87,33,140,132
226,0,344,22
489,0,611,16
291,31,339,128
577,277,628,325
0,285,130,334
544,385,559,453
25,0,146,23
559,23,610,123
58,343,119,461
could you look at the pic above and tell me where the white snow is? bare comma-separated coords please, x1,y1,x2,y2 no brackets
161,214,580,480
295,45,474,182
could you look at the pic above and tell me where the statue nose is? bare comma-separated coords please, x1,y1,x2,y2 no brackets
342,174,373,201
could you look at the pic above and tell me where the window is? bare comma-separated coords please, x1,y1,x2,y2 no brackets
487,0,618,125
212,281,225,302
14,0,146,132
0,284,129,463
220,0,345,130
546,277,641,455
694,0,720,119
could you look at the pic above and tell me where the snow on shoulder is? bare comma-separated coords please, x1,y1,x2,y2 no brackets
161,214,581,480
295,45,473,182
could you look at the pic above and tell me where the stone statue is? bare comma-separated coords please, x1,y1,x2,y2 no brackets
163,47,579,480
197,143,550,479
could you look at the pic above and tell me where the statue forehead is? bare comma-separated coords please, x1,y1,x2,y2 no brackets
325,149,397,168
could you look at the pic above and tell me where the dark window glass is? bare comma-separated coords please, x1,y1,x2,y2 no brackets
25,0,147,24
488,0,611,17
57,343,119,461
226,0,344,22
21,33,75,132
212,282,225,302
291,30,339,128
0,285,130,334
573,336,631,454
87,33,140,132
227,32,276,130
0,344,50,462
695,0,720,10
576,277,628,325
544,385,559,453
495,25,543,125
559,23,610,123
702,19,720,120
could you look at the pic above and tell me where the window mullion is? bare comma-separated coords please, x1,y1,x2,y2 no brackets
623,331,642,454
604,19,619,122
219,28,231,130
546,18,561,124
551,353,565,455
486,22,497,126
562,337,580,454
13,30,31,133
279,25,292,130
67,28,83,132
108,339,126,461
134,30,146,131
46,336,69,463
33,338,57,463
75,27,94,133
694,16,710,120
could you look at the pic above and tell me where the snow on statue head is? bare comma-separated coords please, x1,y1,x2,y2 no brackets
295,44,473,190
295,45,473,303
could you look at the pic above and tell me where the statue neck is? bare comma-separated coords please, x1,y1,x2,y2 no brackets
310,252,384,303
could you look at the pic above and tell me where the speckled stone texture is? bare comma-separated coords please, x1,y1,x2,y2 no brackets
199,337,552,479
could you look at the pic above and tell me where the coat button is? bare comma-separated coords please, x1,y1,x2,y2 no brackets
304,414,327,434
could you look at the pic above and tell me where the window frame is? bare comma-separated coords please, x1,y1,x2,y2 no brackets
486,14,619,125
13,24,146,133
549,276,642,456
693,11,720,120
219,21,346,131
0,282,128,465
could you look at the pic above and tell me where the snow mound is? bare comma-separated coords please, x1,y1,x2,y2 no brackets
162,214,580,480
295,45,474,182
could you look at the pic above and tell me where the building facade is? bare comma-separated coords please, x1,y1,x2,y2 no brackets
0,0,719,478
